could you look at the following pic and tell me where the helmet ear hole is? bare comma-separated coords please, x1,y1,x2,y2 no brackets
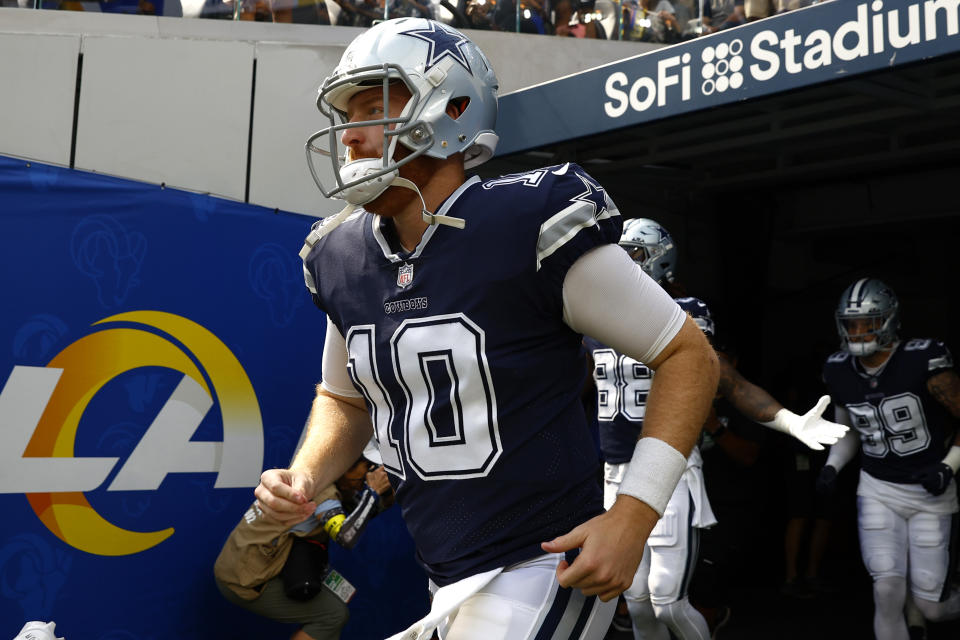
447,97,470,120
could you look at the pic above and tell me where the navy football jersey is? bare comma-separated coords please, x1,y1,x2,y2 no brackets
823,339,958,484
303,163,622,586
583,336,650,464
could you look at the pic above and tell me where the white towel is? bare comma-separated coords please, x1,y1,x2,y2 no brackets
385,567,504,640
684,463,717,529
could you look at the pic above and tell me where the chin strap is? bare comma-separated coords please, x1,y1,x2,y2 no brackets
392,177,466,230
299,202,359,260
300,175,464,264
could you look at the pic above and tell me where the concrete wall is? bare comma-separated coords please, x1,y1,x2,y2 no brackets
0,8,659,217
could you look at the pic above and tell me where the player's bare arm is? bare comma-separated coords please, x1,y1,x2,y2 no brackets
917,369,960,495
255,386,372,524
717,352,847,449
928,370,960,420
641,316,719,455
545,317,718,601
716,353,780,422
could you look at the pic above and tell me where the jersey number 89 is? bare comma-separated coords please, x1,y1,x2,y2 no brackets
846,392,931,458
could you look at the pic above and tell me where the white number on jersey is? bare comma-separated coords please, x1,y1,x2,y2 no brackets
846,392,931,458
592,348,652,423
346,314,502,481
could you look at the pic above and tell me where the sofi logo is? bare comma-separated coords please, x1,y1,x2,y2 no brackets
604,0,960,117
0,311,263,556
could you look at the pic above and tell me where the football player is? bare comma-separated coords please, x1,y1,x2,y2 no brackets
587,221,847,640
818,278,960,640
253,18,720,640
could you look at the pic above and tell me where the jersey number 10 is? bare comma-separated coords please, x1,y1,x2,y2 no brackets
345,313,502,482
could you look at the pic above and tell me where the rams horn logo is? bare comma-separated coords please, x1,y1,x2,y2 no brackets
0,311,263,556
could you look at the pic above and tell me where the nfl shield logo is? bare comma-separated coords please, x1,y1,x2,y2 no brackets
397,262,414,288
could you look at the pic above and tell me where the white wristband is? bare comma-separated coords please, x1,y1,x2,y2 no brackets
943,445,960,473
616,437,688,516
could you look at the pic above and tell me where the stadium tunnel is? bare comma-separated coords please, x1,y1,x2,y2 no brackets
483,0,960,390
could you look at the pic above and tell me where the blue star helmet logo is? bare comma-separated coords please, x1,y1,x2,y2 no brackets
399,22,473,75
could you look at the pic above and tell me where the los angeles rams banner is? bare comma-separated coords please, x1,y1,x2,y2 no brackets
497,0,960,155
0,155,428,639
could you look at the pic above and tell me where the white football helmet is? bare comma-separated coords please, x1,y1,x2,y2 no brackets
13,622,63,640
835,277,900,357
619,217,677,284
306,18,499,205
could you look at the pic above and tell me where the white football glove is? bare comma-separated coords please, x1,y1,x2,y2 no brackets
13,622,64,640
762,395,849,451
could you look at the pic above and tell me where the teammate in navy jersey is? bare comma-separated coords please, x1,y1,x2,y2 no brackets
818,277,960,640
591,222,847,640
252,18,720,640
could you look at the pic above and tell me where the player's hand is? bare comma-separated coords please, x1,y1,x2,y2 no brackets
917,463,954,496
789,395,849,451
366,465,394,496
816,464,838,496
254,468,317,524
540,496,654,602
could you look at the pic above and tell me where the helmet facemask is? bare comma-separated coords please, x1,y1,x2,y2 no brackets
304,18,500,209
836,312,897,357
306,65,433,206
618,217,677,285
619,240,675,284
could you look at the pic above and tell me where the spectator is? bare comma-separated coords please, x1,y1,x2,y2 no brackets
554,0,605,37
620,0,679,43
215,456,394,640
271,0,332,24
463,0,498,29
701,0,744,32
493,0,546,33
389,0,431,19
744,0,775,20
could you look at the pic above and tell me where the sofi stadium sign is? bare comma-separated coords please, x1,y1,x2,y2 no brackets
604,0,960,117
0,311,263,556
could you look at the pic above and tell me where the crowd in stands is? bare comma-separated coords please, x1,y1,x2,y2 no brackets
5,0,830,41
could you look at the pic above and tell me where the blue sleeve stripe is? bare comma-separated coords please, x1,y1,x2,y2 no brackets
536,199,620,271
316,499,342,513
285,497,344,534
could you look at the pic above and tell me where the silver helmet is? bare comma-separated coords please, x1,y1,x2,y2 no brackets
306,18,499,205
619,217,677,284
835,278,900,357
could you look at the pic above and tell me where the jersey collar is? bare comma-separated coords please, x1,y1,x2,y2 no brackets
853,340,900,379
371,176,480,263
